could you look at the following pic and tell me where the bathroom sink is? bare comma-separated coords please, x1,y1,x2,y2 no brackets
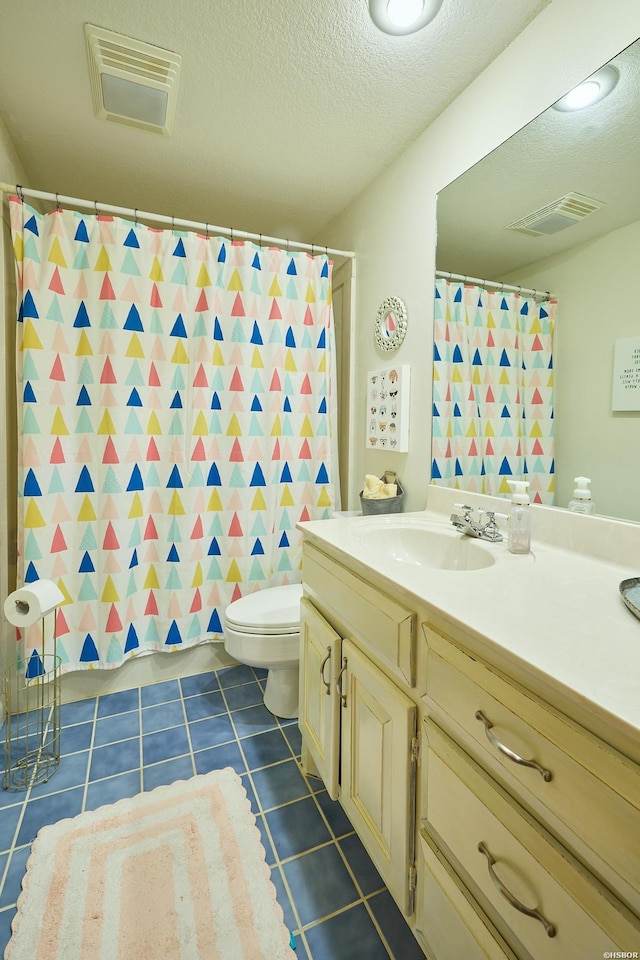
353,518,496,571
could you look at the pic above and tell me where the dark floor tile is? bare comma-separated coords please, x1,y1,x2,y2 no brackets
241,728,293,771
339,833,384,896
60,699,96,726
0,906,15,957
0,805,23,853
217,664,256,688
314,791,354,839
223,681,265,711
90,738,140,780
141,699,185,734
188,714,235,751
255,812,277,865
140,679,181,706
96,688,140,718
281,844,359,927
142,725,190,766
0,845,29,909
232,703,280,738
180,671,220,698
368,890,426,960
270,865,298,934
94,710,140,745
28,751,89,799
60,720,94,755
266,796,331,861
282,723,302,757
16,787,84,847
251,759,310,811
183,690,226,721
85,770,142,811
142,756,194,792
194,740,246,776
304,902,390,960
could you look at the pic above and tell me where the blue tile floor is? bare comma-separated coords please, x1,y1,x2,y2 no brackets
0,663,425,959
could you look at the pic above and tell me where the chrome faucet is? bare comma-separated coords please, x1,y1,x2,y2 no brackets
450,504,505,542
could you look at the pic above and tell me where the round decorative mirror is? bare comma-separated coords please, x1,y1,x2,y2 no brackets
374,296,407,352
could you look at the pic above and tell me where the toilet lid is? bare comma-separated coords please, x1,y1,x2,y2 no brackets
224,583,303,635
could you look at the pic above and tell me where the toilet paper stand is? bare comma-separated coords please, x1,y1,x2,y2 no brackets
3,610,61,791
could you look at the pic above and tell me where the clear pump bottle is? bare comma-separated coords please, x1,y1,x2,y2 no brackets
568,476,594,515
507,480,531,555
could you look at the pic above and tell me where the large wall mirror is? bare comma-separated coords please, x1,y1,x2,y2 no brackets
435,38,640,523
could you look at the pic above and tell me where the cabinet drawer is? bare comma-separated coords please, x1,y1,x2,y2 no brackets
417,830,518,960
424,720,640,959
424,626,640,913
303,542,415,686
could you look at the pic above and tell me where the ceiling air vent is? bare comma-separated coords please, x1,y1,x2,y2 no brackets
85,24,181,136
504,192,605,237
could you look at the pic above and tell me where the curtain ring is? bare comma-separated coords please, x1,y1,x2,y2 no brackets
205,223,210,239
134,208,139,226
16,184,24,203
94,200,99,216
55,193,60,211
230,226,234,242
311,243,315,256
259,233,262,248
171,216,175,233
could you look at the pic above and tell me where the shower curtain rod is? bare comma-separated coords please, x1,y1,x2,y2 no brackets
436,269,555,302
0,182,355,260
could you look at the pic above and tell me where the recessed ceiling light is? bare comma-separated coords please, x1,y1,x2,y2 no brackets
369,0,444,36
552,65,619,112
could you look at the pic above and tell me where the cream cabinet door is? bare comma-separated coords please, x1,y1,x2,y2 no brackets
298,597,341,800
340,638,418,915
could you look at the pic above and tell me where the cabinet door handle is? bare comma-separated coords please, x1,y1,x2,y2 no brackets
475,710,552,782
336,657,348,707
477,841,556,938
320,647,332,695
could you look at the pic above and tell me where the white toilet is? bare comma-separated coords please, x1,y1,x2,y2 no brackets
223,583,303,719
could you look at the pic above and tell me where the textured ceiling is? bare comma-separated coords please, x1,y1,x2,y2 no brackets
0,0,550,243
436,38,640,280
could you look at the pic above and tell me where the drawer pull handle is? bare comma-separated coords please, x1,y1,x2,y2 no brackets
320,647,332,695
477,841,556,938
475,710,553,782
336,657,348,707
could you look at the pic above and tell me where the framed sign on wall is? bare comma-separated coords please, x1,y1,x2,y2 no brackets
611,337,640,411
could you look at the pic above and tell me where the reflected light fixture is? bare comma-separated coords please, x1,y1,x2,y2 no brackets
552,65,619,112
369,0,444,36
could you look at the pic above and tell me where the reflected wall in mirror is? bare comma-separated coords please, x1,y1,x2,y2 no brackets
435,38,640,523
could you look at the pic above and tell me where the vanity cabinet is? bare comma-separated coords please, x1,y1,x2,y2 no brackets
298,533,640,960
420,623,640,959
299,542,419,915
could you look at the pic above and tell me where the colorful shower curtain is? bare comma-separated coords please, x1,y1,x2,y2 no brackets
10,198,337,673
432,278,556,505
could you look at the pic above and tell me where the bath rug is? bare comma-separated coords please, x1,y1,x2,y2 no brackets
6,768,296,960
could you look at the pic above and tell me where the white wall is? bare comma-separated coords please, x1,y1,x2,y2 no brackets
320,0,640,513
500,218,640,521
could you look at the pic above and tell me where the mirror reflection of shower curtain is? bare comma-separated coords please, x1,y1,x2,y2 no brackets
432,279,556,505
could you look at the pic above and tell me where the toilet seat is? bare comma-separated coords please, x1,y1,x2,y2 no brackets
223,583,303,636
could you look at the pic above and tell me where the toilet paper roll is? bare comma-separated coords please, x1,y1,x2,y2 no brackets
4,580,65,627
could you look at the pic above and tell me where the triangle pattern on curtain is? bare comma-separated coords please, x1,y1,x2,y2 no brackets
10,199,337,673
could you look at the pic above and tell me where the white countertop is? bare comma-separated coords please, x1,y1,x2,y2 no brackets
298,504,640,757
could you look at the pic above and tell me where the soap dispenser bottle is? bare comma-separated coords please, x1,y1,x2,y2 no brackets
568,476,594,515
507,480,531,555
